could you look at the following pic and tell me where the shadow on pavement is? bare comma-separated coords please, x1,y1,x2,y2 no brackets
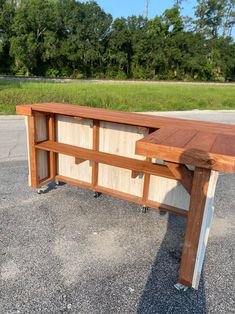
137,213,207,313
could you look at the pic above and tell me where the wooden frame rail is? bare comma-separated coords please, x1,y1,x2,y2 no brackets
35,140,177,180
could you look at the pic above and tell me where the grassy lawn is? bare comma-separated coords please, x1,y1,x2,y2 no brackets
0,79,235,114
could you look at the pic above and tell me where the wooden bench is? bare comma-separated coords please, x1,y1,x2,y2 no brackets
16,103,235,290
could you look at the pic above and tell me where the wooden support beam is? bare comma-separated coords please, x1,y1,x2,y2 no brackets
55,175,92,190
141,129,158,206
27,116,39,188
48,114,56,180
92,120,100,189
166,162,193,194
35,140,176,179
74,116,87,122
131,170,141,178
178,167,211,288
75,157,86,165
142,157,151,205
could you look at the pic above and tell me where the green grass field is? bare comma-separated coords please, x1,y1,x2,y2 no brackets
0,80,235,114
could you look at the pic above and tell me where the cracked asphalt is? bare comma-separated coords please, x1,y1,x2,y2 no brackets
0,113,235,314
0,116,27,162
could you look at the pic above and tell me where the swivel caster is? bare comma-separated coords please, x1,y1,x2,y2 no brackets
141,206,149,213
37,187,46,194
93,191,102,198
55,180,60,186
37,181,56,194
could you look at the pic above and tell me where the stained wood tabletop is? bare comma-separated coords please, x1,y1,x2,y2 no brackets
136,128,235,173
16,103,235,173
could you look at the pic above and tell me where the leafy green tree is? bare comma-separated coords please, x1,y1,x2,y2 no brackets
195,0,235,38
127,16,151,78
222,0,235,37
59,0,112,77
161,7,184,35
0,0,234,81
10,0,58,75
0,0,16,72
105,17,132,78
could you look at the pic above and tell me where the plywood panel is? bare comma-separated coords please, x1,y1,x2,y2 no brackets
56,115,93,148
58,154,92,183
98,164,144,197
100,121,148,159
35,113,48,142
37,150,49,180
98,122,148,196
56,115,93,183
35,114,48,181
148,176,190,211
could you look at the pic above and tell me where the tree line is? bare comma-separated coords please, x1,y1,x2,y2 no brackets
0,0,235,81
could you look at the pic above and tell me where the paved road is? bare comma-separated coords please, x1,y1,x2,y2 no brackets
0,116,27,162
145,110,235,124
0,112,235,313
1,75,235,86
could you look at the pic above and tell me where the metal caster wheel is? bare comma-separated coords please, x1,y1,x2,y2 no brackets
37,188,45,194
55,180,60,186
37,182,55,194
141,206,149,213
93,191,102,198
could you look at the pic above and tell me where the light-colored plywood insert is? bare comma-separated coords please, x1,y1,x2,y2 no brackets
35,113,48,181
56,114,93,148
100,121,148,159
98,164,144,197
148,175,190,211
99,120,148,197
37,150,49,180
58,154,92,183
56,115,93,183
35,113,48,142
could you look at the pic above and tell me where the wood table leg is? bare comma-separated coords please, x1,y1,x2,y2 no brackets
48,114,56,179
142,157,151,205
27,115,39,188
92,120,100,188
178,167,218,289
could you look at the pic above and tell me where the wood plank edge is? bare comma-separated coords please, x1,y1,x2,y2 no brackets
16,105,32,116
136,141,235,173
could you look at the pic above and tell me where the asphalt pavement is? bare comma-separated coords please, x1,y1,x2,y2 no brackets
0,111,235,313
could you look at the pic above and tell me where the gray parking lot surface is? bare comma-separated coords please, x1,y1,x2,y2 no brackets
0,112,235,313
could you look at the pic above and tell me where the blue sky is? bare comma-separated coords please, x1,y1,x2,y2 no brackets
81,0,197,19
